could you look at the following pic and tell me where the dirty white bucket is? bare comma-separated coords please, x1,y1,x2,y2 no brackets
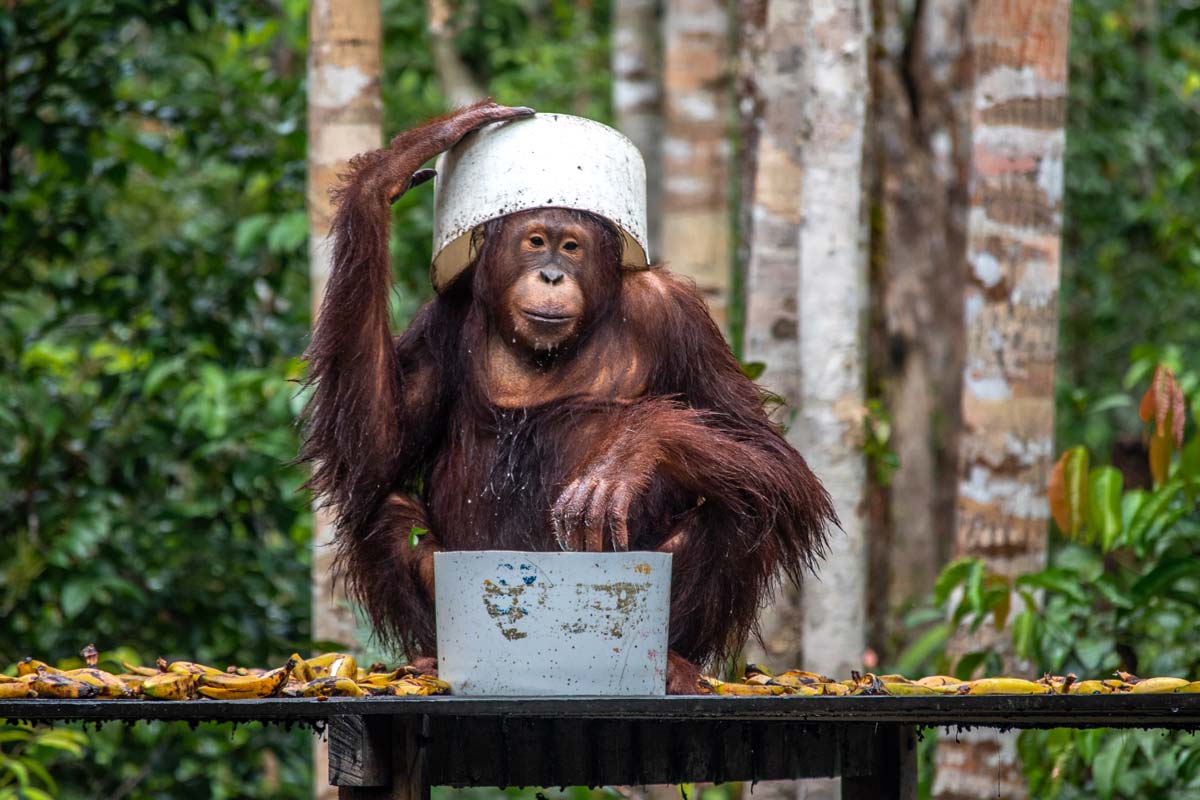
434,550,671,696
430,113,649,292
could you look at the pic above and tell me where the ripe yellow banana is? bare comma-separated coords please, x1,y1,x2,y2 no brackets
306,652,356,674
121,662,161,677
1174,681,1200,693
1069,680,1118,695
17,658,62,677
166,660,224,676
357,669,406,688
31,669,100,699
300,677,363,698
881,682,941,696
958,678,1053,695
701,677,788,696
0,682,35,699
197,657,297,700
142,672,198,701
915,675,962,688
1130,677,1190,694
64,668,134,698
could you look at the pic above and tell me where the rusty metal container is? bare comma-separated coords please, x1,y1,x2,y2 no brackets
434,550,671,696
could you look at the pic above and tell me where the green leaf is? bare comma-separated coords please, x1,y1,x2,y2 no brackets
266,210,308,254
60,580,92,619
1012,610,1037,661
1048,446,1089,540
1087,466,1124,551
1093,733,1133,800
892,622,950,677
934,557,979,607
408,526,428,549
233,213,273,256
953,650,988,681
1130,559,1200,604
740,361,766,380
1015,569,1090,604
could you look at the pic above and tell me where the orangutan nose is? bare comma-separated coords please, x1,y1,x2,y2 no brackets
538,268,565,286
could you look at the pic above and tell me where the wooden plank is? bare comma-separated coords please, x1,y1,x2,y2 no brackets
390,716,431,800
4,694,1200,729
329,715,391,787
841,725,917,800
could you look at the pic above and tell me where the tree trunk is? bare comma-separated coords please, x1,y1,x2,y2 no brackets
307,1,381,797
739,0,807,671
661,0,733,328
866,0,971,654
426,0,485,108
612,0,664,258
934,0,1071,797
740,4,871,797
794,0,871,685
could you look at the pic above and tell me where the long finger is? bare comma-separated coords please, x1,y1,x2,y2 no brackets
608,485,633,551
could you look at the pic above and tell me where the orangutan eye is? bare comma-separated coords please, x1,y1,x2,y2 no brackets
563,241,578,251
529,235,545,247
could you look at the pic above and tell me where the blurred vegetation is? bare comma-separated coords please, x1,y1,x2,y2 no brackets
1,0,1198,797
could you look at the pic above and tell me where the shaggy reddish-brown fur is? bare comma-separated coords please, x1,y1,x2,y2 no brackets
301,103,837,692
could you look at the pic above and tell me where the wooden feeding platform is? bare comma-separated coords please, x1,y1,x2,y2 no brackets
4,694,1200,800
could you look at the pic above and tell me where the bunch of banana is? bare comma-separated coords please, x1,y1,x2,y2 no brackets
703,667,1200,697
196,656,298,700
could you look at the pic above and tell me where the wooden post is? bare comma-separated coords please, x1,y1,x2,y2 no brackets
842,725,918,800
330,716,430,800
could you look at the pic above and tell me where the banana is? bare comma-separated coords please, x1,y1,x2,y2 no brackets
1069,680,1118,695
142,672,198,701
327,654,358,679
64,668,134,698
744,673,774,686
291,654,316,683
17,658,62,677
1174,682,1200,693
744,663,774,679
1129,677,1190,694
813,682,851,696
197,657,297,700
770,673,822,689
166,660,225,677
957,678,1053,695
881,682,941,696
915,675,962,688
0,682,35,699
777,670,832,684
701,677,788,696
31,669,100,699
121,662,162,677
300,677,363,698
356,669,406,688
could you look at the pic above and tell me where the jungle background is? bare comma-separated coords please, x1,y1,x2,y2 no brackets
2,0,1199,798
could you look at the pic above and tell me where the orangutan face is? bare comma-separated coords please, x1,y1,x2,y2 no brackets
491,208,608,354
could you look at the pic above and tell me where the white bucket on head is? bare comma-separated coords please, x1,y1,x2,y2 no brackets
430,113,649,292
434,550,671,696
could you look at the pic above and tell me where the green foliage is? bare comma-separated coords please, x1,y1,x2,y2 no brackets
0,1,314,796
1057,0,1200,455
1,1,614,797
899,362,1200,798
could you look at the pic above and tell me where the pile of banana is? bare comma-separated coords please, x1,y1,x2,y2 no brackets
701,665,1200,697
0,645,450,701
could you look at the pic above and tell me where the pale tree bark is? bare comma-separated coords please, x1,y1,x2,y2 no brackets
739,0,807,671
661,0,733,328
426,0,485,108
866,0,971,650
934,0,1071,797
794,0,871,684
307,1,381,797
612,0,664,257
740,5,871,798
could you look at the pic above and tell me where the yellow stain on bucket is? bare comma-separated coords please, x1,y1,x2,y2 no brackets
634,563,652,575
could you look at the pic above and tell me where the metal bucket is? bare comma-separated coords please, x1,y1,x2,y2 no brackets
434,550,671,696
430,113,649,292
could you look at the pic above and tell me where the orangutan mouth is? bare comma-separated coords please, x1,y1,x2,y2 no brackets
521,308,575,324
